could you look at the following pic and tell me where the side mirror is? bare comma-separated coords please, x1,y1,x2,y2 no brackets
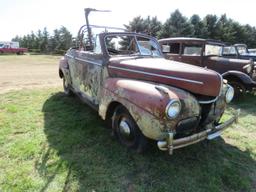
162,45,170,53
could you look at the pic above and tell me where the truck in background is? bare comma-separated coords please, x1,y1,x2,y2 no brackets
0,41,28,55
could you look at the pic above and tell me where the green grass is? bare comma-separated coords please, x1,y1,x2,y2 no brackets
0,88,256,192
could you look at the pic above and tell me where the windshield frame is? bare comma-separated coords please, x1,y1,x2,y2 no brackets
235,45,249,55
222,46,237,56
103,33,163,58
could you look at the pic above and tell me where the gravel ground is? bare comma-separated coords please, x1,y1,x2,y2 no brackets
0,54,62,94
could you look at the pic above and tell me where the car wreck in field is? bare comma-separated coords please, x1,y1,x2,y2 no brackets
58,9,239,155
159,38,256,97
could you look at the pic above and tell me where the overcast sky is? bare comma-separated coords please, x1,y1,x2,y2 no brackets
0,0,255,41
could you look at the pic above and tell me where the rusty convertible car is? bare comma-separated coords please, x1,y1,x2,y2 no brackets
58,9,239,155
159,38,256,97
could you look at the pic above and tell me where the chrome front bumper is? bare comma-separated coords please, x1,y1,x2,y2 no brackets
157,109,240,155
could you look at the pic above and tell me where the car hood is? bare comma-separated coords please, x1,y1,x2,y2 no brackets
108,57,222,97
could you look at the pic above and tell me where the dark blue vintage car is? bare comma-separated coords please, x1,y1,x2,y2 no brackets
222,44,256,61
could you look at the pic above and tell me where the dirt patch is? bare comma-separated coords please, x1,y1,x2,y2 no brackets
0,54,62,94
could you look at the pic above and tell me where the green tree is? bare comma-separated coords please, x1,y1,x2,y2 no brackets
59,26,73,50
202,14,219,39
125,16,147,33
48,26,72,53
242,25,256,47
190,14,207,38
35,29,42,52
48,29,60,53
125,16,162,37
41,27,49,52
159,9,194,38
216,15,240,43
144,16,162,37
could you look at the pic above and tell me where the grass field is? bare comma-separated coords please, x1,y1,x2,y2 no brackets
0,88,256,192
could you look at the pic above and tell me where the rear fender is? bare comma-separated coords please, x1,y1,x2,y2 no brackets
99,78,200,140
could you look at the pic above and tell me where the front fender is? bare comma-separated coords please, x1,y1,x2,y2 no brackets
222,71,254,85
99,78,200,140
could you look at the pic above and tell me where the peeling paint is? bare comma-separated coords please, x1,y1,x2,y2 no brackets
59,32,236,152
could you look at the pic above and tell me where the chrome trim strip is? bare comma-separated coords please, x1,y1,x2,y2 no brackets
75,57,102,66
198,97,218,104
65,54,102,66
65,53,74,58
108,65,204,85
218,73,223,97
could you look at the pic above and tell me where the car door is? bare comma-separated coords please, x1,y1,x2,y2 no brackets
180,43,203,67
68,35,104,106
4,45,10,53
203,43,228,74
162,42,182,62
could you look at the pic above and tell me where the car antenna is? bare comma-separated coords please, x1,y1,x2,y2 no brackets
84,8,111,48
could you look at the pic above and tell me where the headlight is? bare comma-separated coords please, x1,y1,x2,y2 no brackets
166,99,181,119
225,85,234,103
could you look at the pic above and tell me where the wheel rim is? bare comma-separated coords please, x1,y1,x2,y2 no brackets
118,118,135,142
231,82,245,96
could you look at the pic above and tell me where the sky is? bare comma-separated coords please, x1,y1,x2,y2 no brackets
0,0,256,41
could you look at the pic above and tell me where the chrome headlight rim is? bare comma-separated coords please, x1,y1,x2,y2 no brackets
225,85,234,103
165,99,181,119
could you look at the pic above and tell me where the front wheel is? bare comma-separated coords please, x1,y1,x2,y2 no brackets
112,105,148,153
229,81,245,100
63,77,72,96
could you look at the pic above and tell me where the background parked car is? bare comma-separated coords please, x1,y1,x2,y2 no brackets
248,48,256,54
159,37,256,97
222,44,256,61
0,41,27,55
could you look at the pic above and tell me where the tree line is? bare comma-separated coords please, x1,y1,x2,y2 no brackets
12,26,73,54
125,10,256,48
12,10,256,54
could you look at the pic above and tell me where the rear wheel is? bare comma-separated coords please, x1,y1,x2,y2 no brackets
112,105,148,153
63,76,72,96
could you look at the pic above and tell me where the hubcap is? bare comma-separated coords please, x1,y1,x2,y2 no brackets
119,119,131,137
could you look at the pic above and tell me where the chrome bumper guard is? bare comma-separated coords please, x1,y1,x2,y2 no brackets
157,109,240,155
